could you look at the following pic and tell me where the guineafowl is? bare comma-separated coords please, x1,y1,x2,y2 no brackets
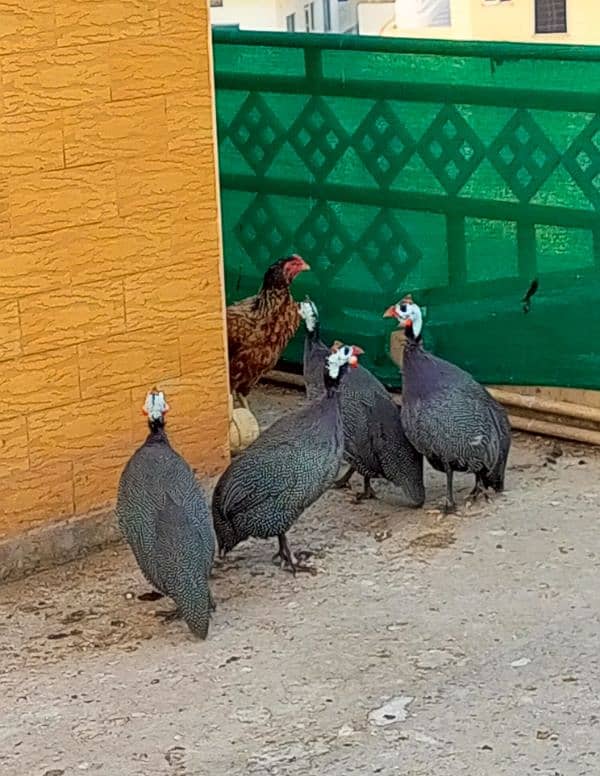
116,390,215,638
299,298,424,506
212,343,363,574
384,296,511,513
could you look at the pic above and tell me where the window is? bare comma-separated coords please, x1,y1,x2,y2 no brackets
304,2,315,31
323,0,331,32
286,12,296,31
535,0,567,33
209,0,223,6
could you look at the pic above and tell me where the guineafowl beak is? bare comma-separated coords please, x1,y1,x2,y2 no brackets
383,305,397,319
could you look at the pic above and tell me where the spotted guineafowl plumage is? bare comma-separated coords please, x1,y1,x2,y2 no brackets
116,390,215,638
212,343,363,573
300,298,424,506
385,296,511,512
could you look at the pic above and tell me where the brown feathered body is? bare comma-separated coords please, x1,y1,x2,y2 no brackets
227,256,308,397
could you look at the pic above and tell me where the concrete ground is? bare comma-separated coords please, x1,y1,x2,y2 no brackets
1,384,599,776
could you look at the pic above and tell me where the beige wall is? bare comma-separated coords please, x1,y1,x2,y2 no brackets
380,0,599,43
211,0,279,30
469,0,597,44
0,1,230,540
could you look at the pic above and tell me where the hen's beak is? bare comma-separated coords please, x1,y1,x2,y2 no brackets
383,305,397,319
297,258,310,272
351,345,365,356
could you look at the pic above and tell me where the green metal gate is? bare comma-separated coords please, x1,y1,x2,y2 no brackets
213,29,600,389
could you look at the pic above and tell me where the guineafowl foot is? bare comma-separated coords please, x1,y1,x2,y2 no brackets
155,608,182,623
137,590,164,602
466,476,491,506
443,471,457,514
333,466,355,490
355,477,376,502
467,485,490,504
274,534,316,576
272,548,313,572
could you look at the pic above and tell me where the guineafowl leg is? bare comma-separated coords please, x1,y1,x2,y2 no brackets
333,466,355,489
155,608,182,623
209,590,217,612
356,475,376,502
274,534,315,575
468,475,490,503
444,470,457,514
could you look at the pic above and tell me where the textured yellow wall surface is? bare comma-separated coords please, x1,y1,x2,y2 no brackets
0,1,229,539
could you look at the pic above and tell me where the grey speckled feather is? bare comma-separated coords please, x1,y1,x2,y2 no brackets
401,337,511,494
303,324,424,506
116,428,215,638
212,371,346,558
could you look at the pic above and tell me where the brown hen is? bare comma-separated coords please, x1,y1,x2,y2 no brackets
227,255,310,409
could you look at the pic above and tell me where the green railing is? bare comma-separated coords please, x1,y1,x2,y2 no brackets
213,29,600,389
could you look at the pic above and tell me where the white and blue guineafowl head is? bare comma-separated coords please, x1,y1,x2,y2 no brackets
298,296,319,333
384,294,423,338
326,342,363,379
143,389,169,421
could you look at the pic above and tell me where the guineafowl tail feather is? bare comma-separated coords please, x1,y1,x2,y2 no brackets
178,586,212,639
481,467,506,493
155,494,214,639
405,482,426,508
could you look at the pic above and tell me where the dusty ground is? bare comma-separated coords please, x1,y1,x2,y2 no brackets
2,384,600,776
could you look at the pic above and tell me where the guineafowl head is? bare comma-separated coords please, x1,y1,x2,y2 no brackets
324,342,363,393
384,295,423,340
142,389,169,433
299,296,319,333
261,254,310,290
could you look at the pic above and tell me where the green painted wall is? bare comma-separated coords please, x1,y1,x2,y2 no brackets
213,30,600,389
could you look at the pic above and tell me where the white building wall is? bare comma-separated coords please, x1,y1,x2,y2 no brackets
211,0,360,33
395,0,451,28
357,1,395,34
211,0,280,30
330,0,362,33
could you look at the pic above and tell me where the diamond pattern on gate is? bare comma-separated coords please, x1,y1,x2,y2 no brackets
354,209,423,291
563,115,600,210
236,195,293,268
488,110,560,203
418,105,484,195
288,96,350,181
352,101,416,187
294,202,354,282
228,93,286,175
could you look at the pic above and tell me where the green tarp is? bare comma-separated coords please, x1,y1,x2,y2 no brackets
213,29,600,389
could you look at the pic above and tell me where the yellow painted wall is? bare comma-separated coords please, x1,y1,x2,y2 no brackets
383,0,599,44
0,1,230,539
